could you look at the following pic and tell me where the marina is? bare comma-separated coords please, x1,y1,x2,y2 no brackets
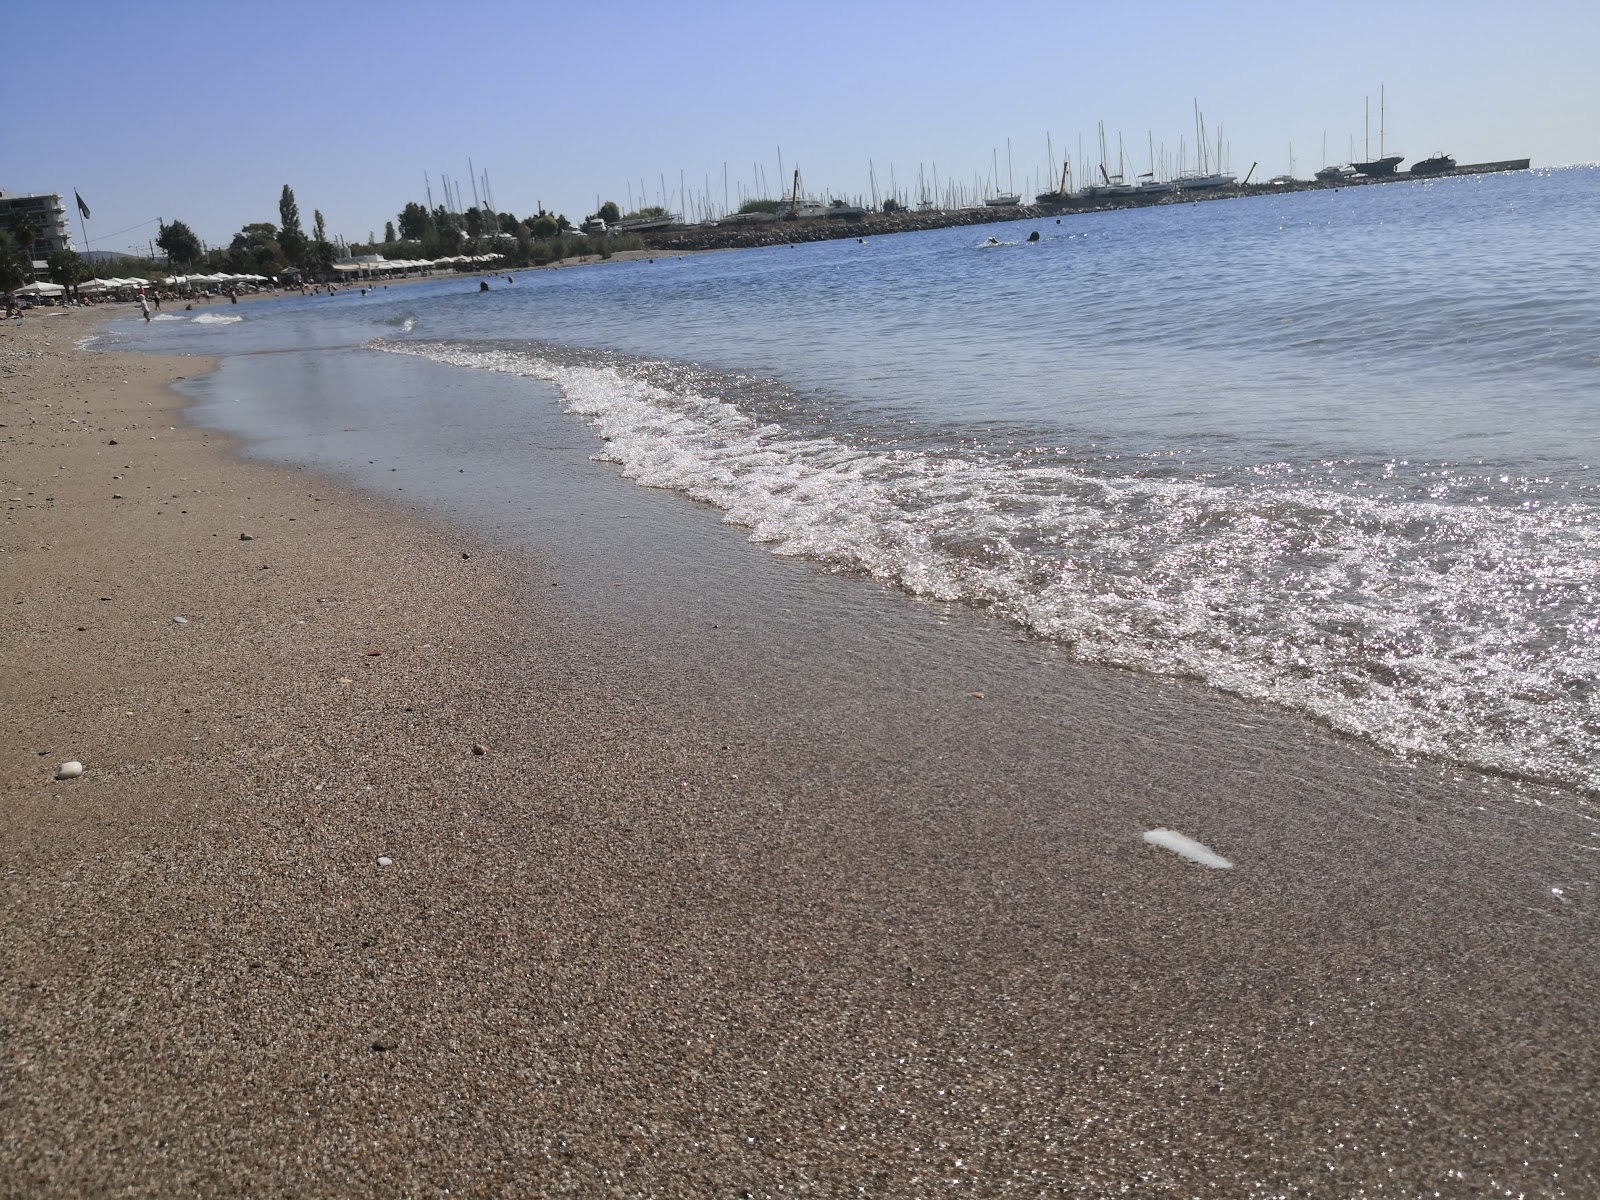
643,154,1537,252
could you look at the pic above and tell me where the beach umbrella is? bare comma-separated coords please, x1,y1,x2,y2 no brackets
18,281,66,296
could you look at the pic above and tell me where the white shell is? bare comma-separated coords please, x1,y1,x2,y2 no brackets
1142,828,1233,869
376,856,394,868
56,761,84,779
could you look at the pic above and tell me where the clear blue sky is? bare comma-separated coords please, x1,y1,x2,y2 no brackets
8,0,1596,255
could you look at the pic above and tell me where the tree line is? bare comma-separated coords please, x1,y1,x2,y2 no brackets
2,185,655,295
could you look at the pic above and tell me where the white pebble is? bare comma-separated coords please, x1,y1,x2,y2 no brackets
1142,828,1233,869
172,615,188,624
55,761,84,780
376,856,394,868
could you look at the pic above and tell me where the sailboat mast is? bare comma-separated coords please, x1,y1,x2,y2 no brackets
1380,83,1386,158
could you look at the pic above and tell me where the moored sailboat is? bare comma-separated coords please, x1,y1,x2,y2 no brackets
1351,85,1405,176
1172,102,1236,191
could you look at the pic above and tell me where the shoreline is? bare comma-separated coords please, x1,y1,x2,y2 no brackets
3,305,1597,1195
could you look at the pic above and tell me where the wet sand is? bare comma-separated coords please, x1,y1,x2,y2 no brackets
2,306,1596,1197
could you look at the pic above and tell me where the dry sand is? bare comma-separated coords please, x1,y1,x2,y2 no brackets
2,306,1597,1197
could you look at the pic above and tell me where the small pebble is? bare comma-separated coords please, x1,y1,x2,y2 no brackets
472,743,488,756
240,533,254,541
376,856,394,868
55,761,84,780
172,615,188,624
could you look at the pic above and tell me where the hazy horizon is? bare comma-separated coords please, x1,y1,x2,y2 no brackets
8,0,1596,256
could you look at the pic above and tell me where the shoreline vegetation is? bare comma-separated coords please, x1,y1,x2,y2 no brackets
2,302,1596,1193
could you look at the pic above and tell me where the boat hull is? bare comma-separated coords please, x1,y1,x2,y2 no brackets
1352,155,1404,177
1409,155,1456,176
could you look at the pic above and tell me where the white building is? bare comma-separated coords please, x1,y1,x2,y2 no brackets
0,191,73,260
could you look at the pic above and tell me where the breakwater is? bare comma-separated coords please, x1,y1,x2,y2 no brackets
642,159,1533,253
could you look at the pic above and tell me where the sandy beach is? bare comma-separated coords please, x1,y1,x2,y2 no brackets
3,304,1597,1197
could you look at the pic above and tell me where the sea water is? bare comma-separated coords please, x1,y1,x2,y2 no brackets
112,166,1600,793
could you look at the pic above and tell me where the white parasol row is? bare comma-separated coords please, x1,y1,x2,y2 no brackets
77,277,152,292
165,273,270,286
332,254,503,273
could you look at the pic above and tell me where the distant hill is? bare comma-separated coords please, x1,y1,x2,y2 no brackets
84,249,139,262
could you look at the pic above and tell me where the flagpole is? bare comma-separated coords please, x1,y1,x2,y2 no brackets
73,188,90,259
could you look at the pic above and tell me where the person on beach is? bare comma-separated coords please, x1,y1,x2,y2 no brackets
137,292,151,323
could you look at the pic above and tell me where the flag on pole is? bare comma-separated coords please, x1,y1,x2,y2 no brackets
75,192,91,220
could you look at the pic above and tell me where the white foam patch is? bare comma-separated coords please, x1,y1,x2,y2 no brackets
1143,829,1234,869
367,338,1600,796
192,313,243,324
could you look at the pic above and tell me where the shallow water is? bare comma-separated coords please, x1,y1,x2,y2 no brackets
112,166,1600,793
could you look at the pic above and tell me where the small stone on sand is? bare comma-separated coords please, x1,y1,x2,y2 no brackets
376,856,394,868
472,743,488,756
55,761,84,780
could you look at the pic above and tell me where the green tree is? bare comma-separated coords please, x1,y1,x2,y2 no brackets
882,197,903,213
227,222,285,274
464,206,484,240
397,202,432,241
526,213,559,240
431,206,464,254
310,210,336,278
497,212,520,235
624,205,668,220
157,219,204,268
0,231,27,294
47,247,88,293
597,200,621,223
278,185,307,269
738,199,780,214
9,212,38,254
383,220,396,243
